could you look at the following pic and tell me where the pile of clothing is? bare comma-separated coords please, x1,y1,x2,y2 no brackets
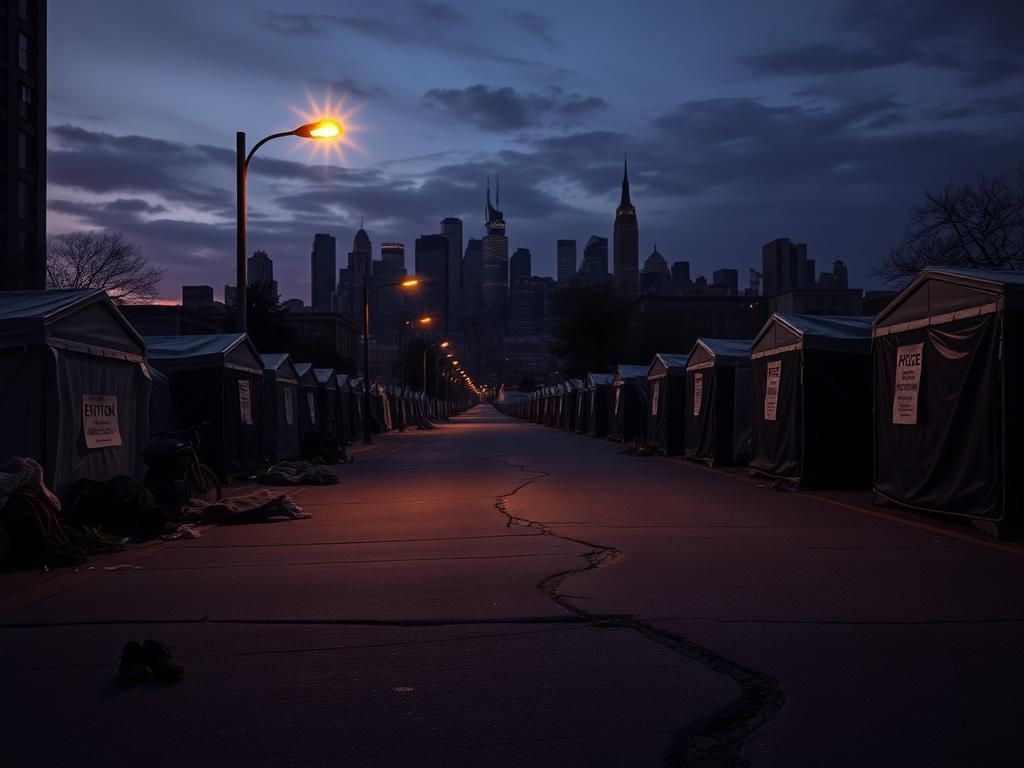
0,457,85,567
258,460,339,486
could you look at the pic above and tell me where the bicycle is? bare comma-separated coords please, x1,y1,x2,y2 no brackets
143,423,222,513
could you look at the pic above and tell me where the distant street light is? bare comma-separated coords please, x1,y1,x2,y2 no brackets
236,119,343,332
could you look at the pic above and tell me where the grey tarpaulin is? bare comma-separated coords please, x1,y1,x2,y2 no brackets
873,267,1024,523
749,314,873,487
261,353,302,462
684,339,752,466
0,289,150,500
146,334,264,478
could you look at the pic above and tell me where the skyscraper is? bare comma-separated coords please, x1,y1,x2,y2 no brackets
640,245,670,295
1,0,46,290
380,242,406,275
415,234,449,324
463,238,484,314
832,260,849,289
482,180,509,310
762,238,813,296
441,217,463,335
557,239,577,284
581,235,609,282
347,227,372,316
247,250,277,296
310,233,336,312
510,248,531,284
613,158,639,298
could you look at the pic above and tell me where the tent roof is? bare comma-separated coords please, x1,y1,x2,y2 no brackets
752,314,872,358
146,333,263,374
567,378,584,390
0,288,146,358
614,364,648,381
874,267,1024,335
586,372,614,388
335,373,349,388
648,353,688,379
260,353,299,384
687,338,752,370
313,368,338,388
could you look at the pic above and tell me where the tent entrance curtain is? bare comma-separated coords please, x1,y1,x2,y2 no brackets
685,366,737,465
874,314,1003,519
750,349,802,481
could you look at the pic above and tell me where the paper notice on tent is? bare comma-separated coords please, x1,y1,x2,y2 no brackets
693,373,703,416
614,387,622,415
83,395,122,449
651,380,660,416
238,380,253,425
892,343,923,425
764,360,781,421
284,388,295,425
307,392,317,424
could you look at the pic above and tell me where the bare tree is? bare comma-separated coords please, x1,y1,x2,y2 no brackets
875,171,1024,285
46,231,165,304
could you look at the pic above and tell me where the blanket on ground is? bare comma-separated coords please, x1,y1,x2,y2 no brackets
258,461,339,486
182,489,311,525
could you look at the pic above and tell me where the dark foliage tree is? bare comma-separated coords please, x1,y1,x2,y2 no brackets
551,282,630,379
246,281,296,354
876,171,1024,285
46,231,164,303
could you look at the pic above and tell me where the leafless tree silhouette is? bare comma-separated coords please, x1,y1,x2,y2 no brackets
876,172,1024,285
46,231,165,304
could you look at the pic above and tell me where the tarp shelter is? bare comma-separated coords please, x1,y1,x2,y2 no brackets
586,372,614,437
293,363,321,442
565,379,584,432
313,368,339,439
684,339,752,465
609,365,649,443
148,365,174,438
261,353,301,462
335,374,353,441
349,377,365,437
146,333,264,478
873,268,1024,524
0,289,150,498
647,353,688,454
749,314,872,486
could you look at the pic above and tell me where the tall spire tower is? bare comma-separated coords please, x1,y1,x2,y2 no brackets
613,156,639,298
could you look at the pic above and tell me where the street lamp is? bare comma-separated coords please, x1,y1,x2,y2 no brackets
422,340,450,403
363,277,420,444
236,119,343,332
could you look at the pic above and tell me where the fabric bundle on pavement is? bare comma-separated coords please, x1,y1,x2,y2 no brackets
182,489,311,525
258,461,339,486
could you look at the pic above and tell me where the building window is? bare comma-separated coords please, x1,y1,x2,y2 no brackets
19,0,30,20
17,181,33,220
18,32,28,71
19,84,31,120
18,131,28,170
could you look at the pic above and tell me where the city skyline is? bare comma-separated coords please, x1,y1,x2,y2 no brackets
45,1,1023,301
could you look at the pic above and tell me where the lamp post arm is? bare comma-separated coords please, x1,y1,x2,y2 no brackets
245,130,298,168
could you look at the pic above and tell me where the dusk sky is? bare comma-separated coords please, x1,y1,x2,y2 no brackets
48,0,1023,303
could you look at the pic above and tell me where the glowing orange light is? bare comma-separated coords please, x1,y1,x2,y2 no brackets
296,119,343,139
452,360,460,365
440,341,450,349
418,316,433,325
288,89,364,164
401,279,420,288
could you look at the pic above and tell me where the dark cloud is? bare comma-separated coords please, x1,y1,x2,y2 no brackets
744,0,1024,86
413,2,468,24
500,10,557,46
422,84,606,131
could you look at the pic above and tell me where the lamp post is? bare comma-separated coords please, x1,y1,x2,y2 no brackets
422,340,450,405
363,277,422,444
236,119,342,332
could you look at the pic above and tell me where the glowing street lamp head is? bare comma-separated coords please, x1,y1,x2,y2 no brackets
295,119,344,139
452,359,460,365
401,278,420,288
440,341,450,349
418,316,433,326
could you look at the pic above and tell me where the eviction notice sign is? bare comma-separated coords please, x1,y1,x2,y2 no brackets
764,360,781,421
83,395,122,449
892,343,923,425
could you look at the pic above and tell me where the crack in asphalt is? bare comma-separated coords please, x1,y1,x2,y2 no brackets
493,448,785,768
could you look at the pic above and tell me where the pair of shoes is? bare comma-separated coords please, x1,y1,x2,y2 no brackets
118,639,185,685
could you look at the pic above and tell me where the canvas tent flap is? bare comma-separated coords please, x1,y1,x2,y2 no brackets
0,288,145,358
752,314,872,358
688,339,752,371
147,334,263,374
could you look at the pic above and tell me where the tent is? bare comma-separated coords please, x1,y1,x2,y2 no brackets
0,289,150,498
609,365,649,443
335,374,353,442
749,314,873,486
684,339,752,465
146,333,264,478
873,268,1024,525
349,377,366,438
293,363,321,443
646,353,689,454
313,368,339,439
586,372,614,437
261,353,302,462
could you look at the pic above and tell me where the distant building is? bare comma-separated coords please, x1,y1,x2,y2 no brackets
762,238,814,297
613,158,639,298
671,261,692,294
832,260,849,289
510,248,532,285
507,276,553,336
224,284,237,308
462,238,484,314
712,268,739,296
310,233,337,312
247,249,278,297
441,217,463,335
769,288,864,316
282,298,306,313
640,245,671,295
380,242,405,274
415,234,449,325
628,295,768,362
279,312,360,368
182,285,214,309
0,0,46,290
863,289,898,316
482,181,508,310
581,235,609,282
557,239,577,284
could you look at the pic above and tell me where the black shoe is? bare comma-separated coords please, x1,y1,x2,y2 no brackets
142,639,185,682
118,641,147,686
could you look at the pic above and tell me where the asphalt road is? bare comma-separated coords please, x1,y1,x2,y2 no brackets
3,405,1023,767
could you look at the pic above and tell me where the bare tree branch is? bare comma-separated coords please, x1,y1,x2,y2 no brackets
46,231,165,304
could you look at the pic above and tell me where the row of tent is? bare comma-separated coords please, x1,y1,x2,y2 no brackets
498,268,1024,530
0,289,471,499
